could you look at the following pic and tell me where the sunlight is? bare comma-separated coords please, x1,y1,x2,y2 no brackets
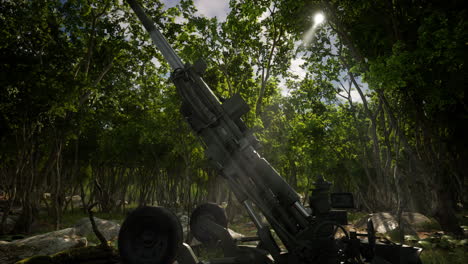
314,13,325,25
302,12,326,46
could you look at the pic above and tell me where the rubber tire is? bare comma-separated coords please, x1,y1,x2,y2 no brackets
118,206,183,264
190,203,228,244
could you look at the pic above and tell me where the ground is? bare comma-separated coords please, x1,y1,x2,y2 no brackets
2,208,467,264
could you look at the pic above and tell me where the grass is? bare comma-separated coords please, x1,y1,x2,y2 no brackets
0,208,133,244
227,212,468,264
414,218,442,231
192,245,225,261
38,208,133,247
6,208,468,264
347,210,369,224
420,248,468,264
229,215,257,237
16,244,118,264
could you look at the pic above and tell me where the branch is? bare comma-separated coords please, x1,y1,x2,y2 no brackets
87,202,110,249
93,57,115,87
87,179,110,249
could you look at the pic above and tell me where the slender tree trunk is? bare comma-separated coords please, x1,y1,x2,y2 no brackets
0,168,17,234
80,182,89,214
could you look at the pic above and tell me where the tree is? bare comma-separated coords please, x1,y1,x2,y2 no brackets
278,0,467,235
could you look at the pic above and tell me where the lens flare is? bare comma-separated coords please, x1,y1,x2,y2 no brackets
314,13,325,25
303,12,326,46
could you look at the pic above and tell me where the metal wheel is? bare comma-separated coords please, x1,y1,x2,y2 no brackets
118,206,183,264
190,203,228,244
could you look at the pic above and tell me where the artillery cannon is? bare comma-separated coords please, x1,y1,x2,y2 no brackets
118,1,423,263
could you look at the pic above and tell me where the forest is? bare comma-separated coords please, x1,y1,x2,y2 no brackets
0,0,467,263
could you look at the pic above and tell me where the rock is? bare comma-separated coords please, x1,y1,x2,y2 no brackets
0,210,21,218
16,245,119,264
71,195,82,202
179,214,189,226
65,195,83,207
0,216,122,263
0,228,87,264
115,200,128,206
400,212,432,231
176,213,190,240
228,228,245,240
0,214,18,234
355,212,433,236
73,217,120,242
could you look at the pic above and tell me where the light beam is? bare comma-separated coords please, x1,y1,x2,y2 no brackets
303,12,326,46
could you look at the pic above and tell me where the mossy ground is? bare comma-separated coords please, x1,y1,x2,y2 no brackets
226,212,468,264
8,209,468,263
15,245,118,264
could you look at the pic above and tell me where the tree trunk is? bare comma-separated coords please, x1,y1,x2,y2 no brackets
433,184,463,236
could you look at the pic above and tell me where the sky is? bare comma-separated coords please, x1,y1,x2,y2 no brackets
162,0,231,20
159,0,366,103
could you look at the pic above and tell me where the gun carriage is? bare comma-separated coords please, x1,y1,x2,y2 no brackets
118,1,423,263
